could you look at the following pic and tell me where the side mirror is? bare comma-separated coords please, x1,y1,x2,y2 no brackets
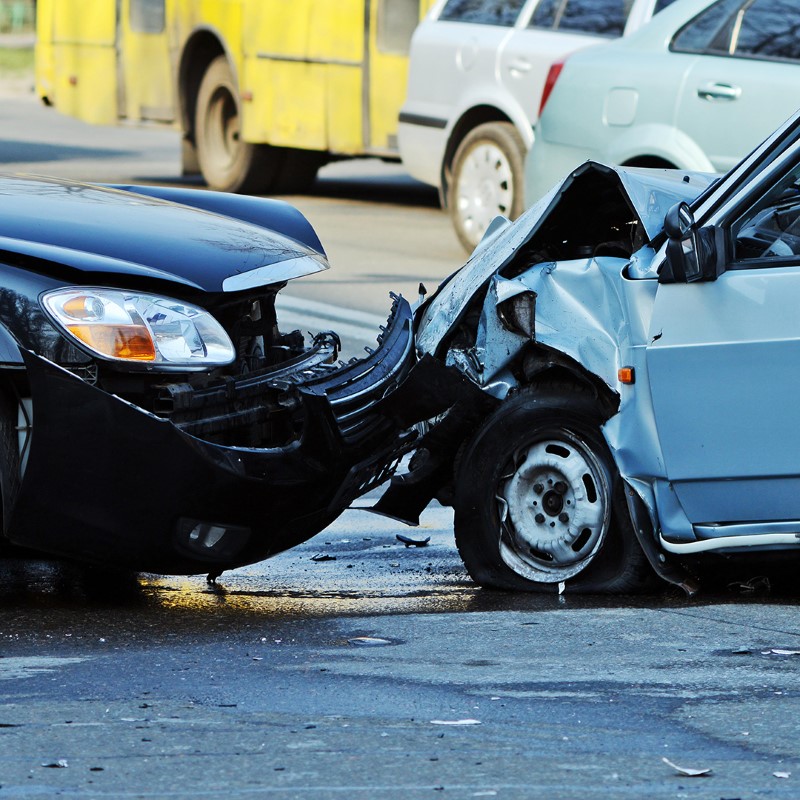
664,202,702,283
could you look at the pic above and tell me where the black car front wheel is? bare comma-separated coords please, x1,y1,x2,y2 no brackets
453,386,653,593
0,391,20,552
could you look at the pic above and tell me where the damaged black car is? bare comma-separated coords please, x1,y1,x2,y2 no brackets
0,176,416,574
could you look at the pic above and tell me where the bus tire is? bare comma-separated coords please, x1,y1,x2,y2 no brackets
195,56,284,194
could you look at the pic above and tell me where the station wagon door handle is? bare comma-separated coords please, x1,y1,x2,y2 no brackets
508,58,533,76
697,82,742,101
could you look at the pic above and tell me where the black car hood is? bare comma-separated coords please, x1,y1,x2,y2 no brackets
0,175,328,292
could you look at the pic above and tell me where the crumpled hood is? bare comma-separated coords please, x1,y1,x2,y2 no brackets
416,162,716,356
0,175,328,292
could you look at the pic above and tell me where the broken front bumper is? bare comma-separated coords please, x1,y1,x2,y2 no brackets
9,298,419,574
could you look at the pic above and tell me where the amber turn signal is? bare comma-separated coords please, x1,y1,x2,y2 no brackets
618,367,635,384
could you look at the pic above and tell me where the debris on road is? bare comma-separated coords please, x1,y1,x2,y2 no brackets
396,533,431,548
430,719,481,726
311,554,337,562
348,637,393,647
661,757,712,777
762,649,800,656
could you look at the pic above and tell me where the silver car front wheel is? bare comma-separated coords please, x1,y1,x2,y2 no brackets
453,386,654,593
497,432,610,583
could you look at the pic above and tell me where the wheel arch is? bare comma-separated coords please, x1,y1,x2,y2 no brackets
441,106,514,208
605,123,714,173
0,367,26,541
177,30,229,164
517,343,620,423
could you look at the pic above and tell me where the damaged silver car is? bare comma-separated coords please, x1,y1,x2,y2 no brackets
378,110,800,594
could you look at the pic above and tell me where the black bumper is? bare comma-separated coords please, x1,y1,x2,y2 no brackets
9,298,421,574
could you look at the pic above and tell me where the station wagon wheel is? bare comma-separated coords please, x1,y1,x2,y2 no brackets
453,386,653,593
449,122,525,253
195,56,284,193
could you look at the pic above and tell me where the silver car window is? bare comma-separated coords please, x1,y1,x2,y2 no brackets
732,0,800,61
673,0,800,61
732,160,800,262
671,0,741,52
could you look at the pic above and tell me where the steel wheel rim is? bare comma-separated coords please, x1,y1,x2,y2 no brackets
455,141,514,245
496,430,610,583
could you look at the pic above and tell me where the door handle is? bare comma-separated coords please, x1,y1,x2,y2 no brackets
697,82,742,101
508,58,533,76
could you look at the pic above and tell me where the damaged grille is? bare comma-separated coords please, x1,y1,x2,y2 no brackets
153,294,414,447
301,294,415,441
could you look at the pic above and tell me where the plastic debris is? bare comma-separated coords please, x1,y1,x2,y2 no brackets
430,719,481,726
728,575,770,594
348,637,392,647
396,533,431,548
762,649,800,656
42,760,69,769
774,772,791,779
661,757,712,777
311,553,336,562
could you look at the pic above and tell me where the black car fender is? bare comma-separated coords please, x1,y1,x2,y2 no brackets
0,319,25,367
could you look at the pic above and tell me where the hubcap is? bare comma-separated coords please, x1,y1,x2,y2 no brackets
496,431,610,583
455,142,514,246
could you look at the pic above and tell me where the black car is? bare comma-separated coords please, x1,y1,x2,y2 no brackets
0,176,419,575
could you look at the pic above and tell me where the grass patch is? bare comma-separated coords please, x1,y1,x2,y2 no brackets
0,46,33,76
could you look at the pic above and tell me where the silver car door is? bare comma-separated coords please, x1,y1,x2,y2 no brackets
646,153,800,527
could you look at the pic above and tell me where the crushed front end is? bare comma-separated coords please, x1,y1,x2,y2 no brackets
8,293,418,574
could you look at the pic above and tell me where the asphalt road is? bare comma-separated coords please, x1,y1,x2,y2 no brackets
2,84,800,800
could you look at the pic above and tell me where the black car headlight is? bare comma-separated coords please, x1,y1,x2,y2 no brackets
41,288,235,368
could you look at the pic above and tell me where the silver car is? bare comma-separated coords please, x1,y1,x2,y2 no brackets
398,0,675,253
379,108,800,595
525,0,800,205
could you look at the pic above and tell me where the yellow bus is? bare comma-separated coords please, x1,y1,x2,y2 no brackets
35,0,433,193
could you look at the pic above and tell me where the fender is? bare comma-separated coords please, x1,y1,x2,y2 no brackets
0,320,24,366
606,122,715,173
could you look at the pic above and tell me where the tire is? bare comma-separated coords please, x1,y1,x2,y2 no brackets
194,56,284,193
449,121,526,253
453,386,654,593
0,391,21,555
